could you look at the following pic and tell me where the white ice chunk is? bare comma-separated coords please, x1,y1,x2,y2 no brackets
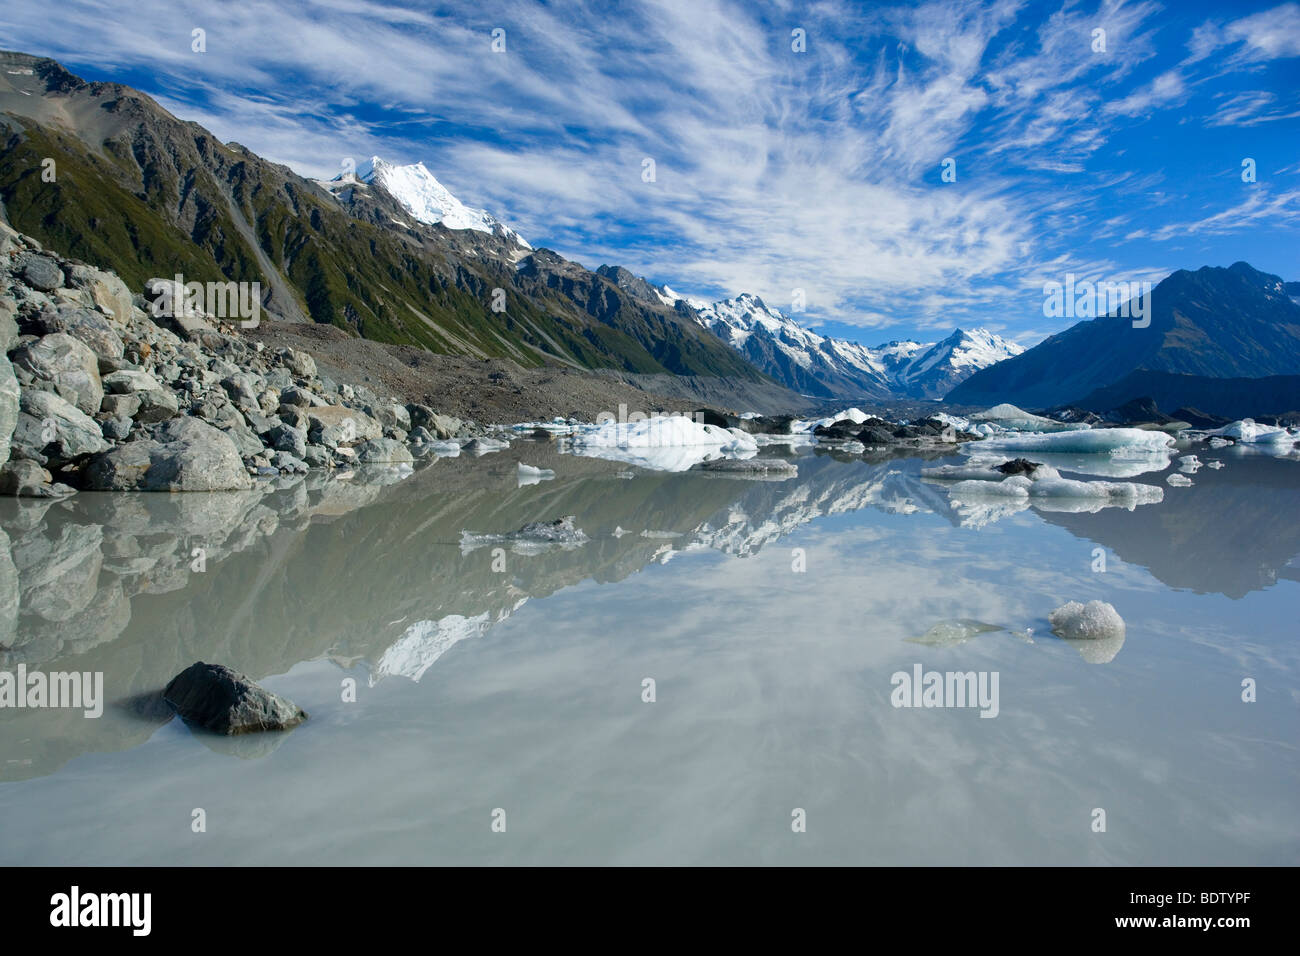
1166,473,1193,486
1049,600,1126,642
976,427,1174,456
1208,419,1298,444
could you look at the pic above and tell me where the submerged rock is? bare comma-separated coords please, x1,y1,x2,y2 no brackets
908,619,1004,647
694,457,798,478
163,662,307,735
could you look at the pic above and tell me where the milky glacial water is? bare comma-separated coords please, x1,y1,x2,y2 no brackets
1,443,1297,865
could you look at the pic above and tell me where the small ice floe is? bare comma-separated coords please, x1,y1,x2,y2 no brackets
1166,473,1193,487
1049,600,1126,664
640,530,682,539
1178,454,1202,473
612,526,629,537
517,462,555,486
615,470,636,479
461,437,509,455
907,619,1004,647
459,516,589,555
1206,460,1224,469
430,440,461,457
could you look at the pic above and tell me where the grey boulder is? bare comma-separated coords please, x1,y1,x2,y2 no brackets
163,662,307,735
83,416,254,491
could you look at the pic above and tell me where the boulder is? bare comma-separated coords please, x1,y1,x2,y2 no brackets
102,369,165,394
67,264,134,323
10,333,103,414
0,459,72,498
133,388,181,423
280,348,316,379
12,389,109,464
163,662,307,735
267,423,308,458
83,417,254,491
30,305,124,362
307,406,381,447
0,296,20,352
353,437,414,463
16,252,63,291
0,355,18,462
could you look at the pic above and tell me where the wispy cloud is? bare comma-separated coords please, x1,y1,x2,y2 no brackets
1,0,1297,339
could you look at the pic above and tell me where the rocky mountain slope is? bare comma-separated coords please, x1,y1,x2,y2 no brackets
0,50,780,398
950,262,1300,412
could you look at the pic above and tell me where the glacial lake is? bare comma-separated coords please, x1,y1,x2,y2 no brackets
1,442,1298,865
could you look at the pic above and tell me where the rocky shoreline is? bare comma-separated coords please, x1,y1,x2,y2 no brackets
1,220,500,497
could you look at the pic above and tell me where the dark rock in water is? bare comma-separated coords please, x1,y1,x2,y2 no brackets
857,426,896,445
1172,406,1229,429
529,427,556,441
995,458,1042,476
163,662,307,735
862,416,889,427
814,421,862,441
693,407,731,428
892,424,922,439
735,414,795,435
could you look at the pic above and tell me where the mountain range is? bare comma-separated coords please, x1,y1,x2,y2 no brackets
684,292,1023,400
2,49,1296,418
0,51,775,402
950,262,1300,415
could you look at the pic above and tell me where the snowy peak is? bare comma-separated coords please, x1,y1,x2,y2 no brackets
692,293,1022,400
340,156,529,248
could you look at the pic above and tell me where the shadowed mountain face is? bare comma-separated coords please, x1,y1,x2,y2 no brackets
949,262,1300,412
1036,449,1300,599
0,51,772,386
3,444,1297,781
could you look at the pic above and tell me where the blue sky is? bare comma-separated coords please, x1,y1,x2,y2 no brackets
2,0,1298,346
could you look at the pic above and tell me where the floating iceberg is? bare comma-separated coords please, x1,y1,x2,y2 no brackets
976,427,1174,456
568,416,758,471
1166,473,1193,487
1208,419,1298,444
969,403,1082,432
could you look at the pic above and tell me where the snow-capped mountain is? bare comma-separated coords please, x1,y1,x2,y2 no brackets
334,156,530,248
683,292,1022,400
892,328,1026,399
